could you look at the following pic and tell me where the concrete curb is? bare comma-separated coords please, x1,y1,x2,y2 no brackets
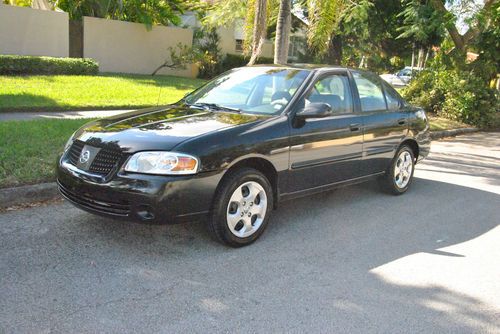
430,127,479,139
0,182,59,209
0,127,480,209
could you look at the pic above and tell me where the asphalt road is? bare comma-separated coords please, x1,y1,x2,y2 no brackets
1,132,499,333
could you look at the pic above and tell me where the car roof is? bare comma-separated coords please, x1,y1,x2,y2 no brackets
248,63,359,73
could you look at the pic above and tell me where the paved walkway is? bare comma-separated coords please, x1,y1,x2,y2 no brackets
0,109,132,121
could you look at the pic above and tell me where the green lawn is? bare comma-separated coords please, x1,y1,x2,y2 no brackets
0,119,90,188
0,73,205,112
428,115,469,131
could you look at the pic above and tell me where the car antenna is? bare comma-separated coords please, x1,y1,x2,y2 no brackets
156,80,163,106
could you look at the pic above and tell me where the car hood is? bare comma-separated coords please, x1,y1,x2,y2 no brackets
74,104,268,152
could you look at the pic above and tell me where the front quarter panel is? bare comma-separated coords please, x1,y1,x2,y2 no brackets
173,114,291,182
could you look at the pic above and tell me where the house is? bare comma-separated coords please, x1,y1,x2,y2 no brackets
180,7,307,62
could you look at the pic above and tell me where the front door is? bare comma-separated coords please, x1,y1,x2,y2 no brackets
286,70,364,194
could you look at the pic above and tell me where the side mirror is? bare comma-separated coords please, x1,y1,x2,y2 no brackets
296,103,332,119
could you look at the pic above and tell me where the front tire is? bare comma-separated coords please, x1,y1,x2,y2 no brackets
379,145,415,195
208,168,273,247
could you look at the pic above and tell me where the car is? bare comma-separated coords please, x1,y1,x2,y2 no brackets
380,66,422,87
57,65,430,247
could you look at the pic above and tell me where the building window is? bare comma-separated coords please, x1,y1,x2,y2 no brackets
235,39,244,53
288,36,304,60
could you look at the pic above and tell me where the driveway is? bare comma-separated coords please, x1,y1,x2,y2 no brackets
1,132,499,333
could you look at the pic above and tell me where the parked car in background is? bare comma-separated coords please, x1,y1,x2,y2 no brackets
57,65,430,247
380,66,422,87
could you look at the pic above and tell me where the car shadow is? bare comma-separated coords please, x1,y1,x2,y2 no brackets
54,174,500,332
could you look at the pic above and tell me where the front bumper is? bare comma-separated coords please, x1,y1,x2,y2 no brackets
57,161,223,224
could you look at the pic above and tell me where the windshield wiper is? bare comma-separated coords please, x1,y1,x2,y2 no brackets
189,102,242,113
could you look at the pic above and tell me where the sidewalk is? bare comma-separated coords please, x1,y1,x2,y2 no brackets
0,109,133,121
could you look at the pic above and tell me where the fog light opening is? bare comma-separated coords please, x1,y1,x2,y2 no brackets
136,206,155,221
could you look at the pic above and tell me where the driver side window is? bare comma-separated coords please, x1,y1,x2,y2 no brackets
305,74,353,114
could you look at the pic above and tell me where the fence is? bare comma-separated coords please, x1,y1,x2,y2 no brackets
83,17,196,77
0,4,68,58
0,5,275,78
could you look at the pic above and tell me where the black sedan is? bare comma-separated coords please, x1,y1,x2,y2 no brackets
57,65,430,247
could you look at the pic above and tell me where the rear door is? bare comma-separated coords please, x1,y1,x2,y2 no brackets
351,71,409,175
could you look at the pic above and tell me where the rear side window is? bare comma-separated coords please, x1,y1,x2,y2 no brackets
353,72,387,112
383,84,403,111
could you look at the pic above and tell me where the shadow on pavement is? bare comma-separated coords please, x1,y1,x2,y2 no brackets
1,176,497,332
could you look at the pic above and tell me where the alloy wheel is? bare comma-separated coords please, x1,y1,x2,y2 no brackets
226,181,268,238
394,150,413,189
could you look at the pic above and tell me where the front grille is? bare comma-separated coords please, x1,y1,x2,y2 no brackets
66,141,123,176
88,147,123,175
58,180,131,216
67,140,85,165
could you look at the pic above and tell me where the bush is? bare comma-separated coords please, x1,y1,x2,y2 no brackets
194,28,223,79
403,56,499,128
441,75,499,127
403,70,445,113
389,56,405,72
220,54,274,72
0,55,99,75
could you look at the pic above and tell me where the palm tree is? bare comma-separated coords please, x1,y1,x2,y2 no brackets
306,0,346,57
247,0,268,65
274,0,292,64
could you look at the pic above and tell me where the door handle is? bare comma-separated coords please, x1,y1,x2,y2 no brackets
349,123,361,132
398,118,406,125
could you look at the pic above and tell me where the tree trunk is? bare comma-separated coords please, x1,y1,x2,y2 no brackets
427,0,495,53
274,0,291,64
326,34,343,65
428,0,466,52
423,47,430,68
248,0,268,65
359,55,366,68
417,47,425,68
411,43,416,69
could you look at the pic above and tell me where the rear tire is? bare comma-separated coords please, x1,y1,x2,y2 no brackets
378,145,415,195
208,168,273,247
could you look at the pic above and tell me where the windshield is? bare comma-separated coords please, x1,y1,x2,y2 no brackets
184,67,310,115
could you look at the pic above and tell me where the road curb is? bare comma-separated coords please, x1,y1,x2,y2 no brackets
0,127,480,209
430,127,478,139
0,182,59,209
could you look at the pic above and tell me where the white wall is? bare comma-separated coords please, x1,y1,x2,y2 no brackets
0,4,69,57
83,16,197,77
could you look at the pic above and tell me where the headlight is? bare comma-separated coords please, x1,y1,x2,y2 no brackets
124,152,199,175
63,133,76,152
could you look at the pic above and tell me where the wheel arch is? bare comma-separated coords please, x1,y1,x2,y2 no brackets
216,155,279,208
399,138,420,161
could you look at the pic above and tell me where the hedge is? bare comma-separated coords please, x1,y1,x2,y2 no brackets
0,55,99,75
221,54,274,72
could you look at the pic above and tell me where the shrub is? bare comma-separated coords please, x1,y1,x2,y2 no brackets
389,56,405,71
403,56,499,128
0,55,99,75
194,28,223,79
220,54,274,72
441,74,499,127
403,70,445,113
